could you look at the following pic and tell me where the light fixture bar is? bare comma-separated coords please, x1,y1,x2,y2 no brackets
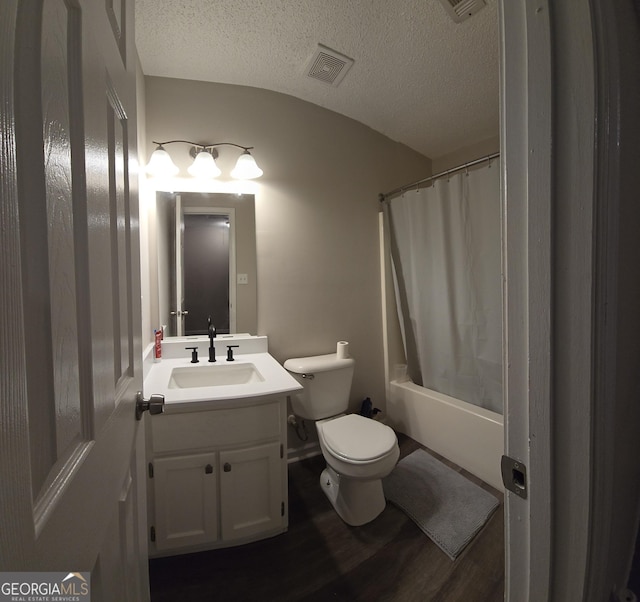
152,140,255,152
147,140,263,180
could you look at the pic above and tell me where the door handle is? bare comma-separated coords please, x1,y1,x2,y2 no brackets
135,391,165,421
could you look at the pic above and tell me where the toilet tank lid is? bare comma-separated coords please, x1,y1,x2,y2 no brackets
284,353,355,374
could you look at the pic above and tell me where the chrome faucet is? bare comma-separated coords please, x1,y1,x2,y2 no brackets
207,316,216,362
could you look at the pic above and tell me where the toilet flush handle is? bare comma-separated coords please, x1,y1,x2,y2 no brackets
302,373,315,380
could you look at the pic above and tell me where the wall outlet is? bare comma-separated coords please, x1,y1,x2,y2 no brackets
237,273,248,285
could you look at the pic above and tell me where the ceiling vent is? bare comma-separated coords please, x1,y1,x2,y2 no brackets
306,44,354,87
439,0,487,22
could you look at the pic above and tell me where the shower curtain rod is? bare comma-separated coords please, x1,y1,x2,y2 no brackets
378,151,500,202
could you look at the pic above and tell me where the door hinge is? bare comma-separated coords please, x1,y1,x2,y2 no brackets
150,526,156,542
148,462,154,478
280,443,284,459
501,455,528,498
281,502,285,517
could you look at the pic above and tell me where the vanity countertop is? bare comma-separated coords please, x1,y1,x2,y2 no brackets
144,351,302,412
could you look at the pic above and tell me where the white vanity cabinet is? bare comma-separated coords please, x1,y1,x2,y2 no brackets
146,397,288,557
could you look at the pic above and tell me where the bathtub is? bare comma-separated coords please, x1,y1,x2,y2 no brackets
386,379,504,491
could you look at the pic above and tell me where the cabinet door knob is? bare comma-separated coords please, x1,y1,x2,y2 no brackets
223,463,231,472
205,464,213,474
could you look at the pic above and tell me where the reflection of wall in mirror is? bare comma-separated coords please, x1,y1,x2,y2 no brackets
155,193,174,335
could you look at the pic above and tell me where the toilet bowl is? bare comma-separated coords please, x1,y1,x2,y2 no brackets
284,350,399,526
316,414,400,526
317,414,399,480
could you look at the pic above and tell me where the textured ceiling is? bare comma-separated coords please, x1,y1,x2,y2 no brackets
135,0,499,159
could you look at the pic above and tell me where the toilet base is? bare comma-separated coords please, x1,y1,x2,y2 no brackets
320,466,387,526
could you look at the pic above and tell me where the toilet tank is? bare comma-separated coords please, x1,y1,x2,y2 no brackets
283,353,355,420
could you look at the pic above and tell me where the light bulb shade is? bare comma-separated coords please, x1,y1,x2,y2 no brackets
187,149,222,178
146,146,179,177
230,151,263,180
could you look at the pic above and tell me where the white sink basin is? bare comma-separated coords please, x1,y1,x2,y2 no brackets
168,363,264,389
144,339,303,407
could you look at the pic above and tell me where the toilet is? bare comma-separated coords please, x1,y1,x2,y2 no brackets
284,352,400,526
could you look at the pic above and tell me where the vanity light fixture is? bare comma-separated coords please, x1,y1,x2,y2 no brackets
146,140,263,180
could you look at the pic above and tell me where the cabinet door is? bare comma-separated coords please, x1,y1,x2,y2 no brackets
220,441,284,542
153,452,218,551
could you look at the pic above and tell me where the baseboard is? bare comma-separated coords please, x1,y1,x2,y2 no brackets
287,442,321,464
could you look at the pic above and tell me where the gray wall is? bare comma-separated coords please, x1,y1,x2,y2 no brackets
141,76,431,420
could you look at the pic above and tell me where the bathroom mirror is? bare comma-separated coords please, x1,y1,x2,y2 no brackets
155,191,257,337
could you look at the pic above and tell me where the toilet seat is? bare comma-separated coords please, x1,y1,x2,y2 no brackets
318,414,397,463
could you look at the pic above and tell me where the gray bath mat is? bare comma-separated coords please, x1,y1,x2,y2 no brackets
383,449,499,560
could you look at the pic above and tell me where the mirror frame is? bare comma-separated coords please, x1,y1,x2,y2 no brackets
152,191,257,337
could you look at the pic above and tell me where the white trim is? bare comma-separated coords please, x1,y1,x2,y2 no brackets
500,1,554,598
286,442,322,464
175,194,183,334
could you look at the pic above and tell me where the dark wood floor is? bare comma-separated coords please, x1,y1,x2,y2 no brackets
149,435,504,601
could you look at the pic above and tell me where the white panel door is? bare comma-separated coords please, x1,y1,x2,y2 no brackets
0,1,148,599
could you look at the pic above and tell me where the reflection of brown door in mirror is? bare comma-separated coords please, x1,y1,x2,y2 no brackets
183,214,230,334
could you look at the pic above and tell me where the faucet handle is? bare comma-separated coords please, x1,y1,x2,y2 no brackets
185,346,199,363
226,345,239,362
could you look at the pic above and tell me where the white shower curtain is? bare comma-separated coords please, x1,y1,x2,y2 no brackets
387,161,503,414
